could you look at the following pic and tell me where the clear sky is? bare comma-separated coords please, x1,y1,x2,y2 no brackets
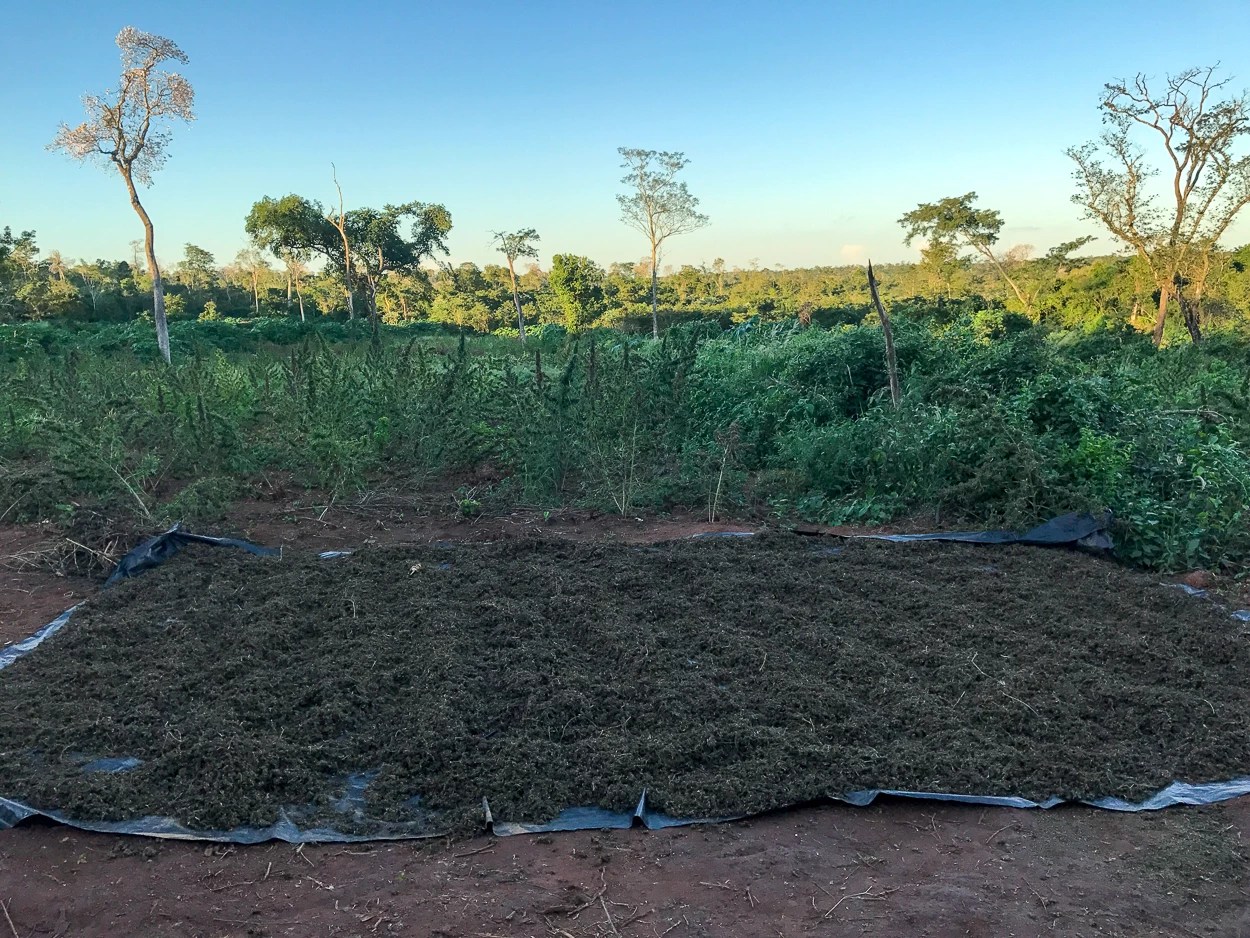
3,0,1248,273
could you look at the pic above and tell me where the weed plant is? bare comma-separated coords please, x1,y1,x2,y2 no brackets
2,316,1247,572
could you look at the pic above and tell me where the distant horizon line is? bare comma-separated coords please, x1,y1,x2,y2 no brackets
35,246,1174,277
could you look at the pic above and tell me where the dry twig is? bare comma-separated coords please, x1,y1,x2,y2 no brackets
821,885,898,919
599,896,621,937
1021,877,1050,910
551,868,608,917
985,824,1013,844
108,466,152,519
209,880,255,893
453,841,497,859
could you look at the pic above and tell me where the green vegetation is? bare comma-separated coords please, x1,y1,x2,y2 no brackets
8,233,1250,342
10,36,1247,579
23,43,1249,349
2,315,1247,574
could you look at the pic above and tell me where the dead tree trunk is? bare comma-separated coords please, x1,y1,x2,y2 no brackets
649,243,659,339
507,256,526,342
1175,274,1202,344
1153,286,1170,345
868,261,901,409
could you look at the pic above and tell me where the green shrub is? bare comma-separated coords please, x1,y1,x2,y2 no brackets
2,313,1247,571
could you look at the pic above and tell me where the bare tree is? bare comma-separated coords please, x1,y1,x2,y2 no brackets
71,262,106,315
867,262,901,409
491,228,540,342
1067,66,1250,344
50,27,194,363
329,164,355,320
233,248,271,315
277,249,310,321
617,148,709,338
45,250,67,281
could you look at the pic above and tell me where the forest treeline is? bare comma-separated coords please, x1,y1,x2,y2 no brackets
19,31,1250,351
5,225,1250,343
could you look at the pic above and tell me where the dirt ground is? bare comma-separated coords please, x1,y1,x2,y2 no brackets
0,497,1248,937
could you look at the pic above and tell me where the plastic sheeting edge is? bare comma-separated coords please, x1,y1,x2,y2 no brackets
104,523,281,586
845,510,1114,549
6,776,1250,844
0,606,78,672
2,518,1248,843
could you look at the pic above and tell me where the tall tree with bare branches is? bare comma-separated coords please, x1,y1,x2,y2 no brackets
1067,66,1250,344
49,27,194,363
276,249,310,321
617,148,709,338
491,228,540,342
328,164,355,321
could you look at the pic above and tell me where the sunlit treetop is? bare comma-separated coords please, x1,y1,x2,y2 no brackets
49,27,195,186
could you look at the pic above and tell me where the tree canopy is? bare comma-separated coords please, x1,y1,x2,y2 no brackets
1067,65,1250,343
492,228,541,341
618,148,709,337
245,195,452,320
898,193,1033,313
549,253,605,332
49,27,195,363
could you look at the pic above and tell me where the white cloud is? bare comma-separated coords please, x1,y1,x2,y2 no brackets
839,244,866,263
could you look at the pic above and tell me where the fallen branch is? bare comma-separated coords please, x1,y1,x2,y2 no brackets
985,824,1012,844
209,880,256,893
64,537,114,565
618,908,652,928
553,868,608,917
0,492,29,525
822,885,898,919
1021,877,1051,911
453,841,497,859
1159,408,1226,422
599,896,621,937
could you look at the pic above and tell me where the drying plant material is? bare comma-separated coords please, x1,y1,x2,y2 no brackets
0,534,1246,835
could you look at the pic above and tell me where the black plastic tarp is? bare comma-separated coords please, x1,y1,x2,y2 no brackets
849,510,1115,550
103,523,280,586
0,514,1247,843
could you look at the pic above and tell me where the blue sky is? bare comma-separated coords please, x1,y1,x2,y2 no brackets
3,0,1248,272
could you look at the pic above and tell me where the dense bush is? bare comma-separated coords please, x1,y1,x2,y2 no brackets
2,316,1248,573
0,317,467,362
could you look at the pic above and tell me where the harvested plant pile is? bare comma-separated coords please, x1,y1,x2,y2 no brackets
0,534,1247,835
